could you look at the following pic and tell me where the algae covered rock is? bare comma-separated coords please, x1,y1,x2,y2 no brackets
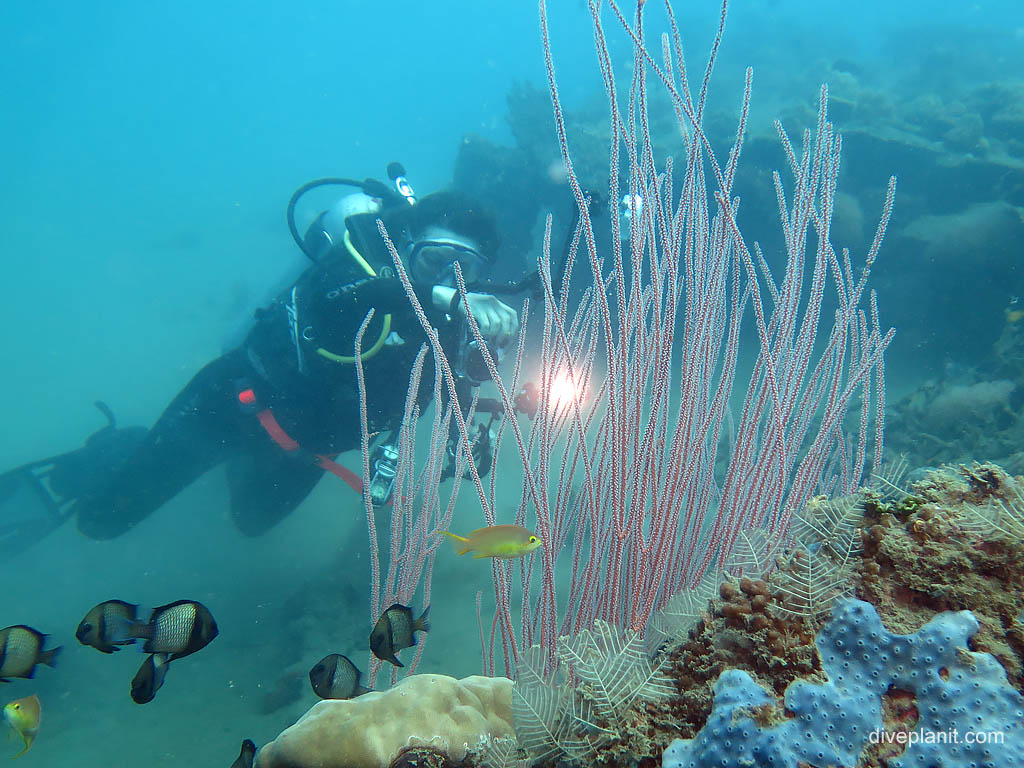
254,673,513,768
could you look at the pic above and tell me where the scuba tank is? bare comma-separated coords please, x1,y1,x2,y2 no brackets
285,162,416,269
220,164,415,355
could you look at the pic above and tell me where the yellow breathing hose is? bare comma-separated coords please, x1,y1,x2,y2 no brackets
315,229,392,364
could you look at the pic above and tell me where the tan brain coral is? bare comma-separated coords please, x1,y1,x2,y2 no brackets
254,673,514,768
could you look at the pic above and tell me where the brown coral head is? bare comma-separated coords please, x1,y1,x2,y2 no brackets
750,615,771,632
720,580,740,601
389,746,452,768
721,600,753,624
740,578,771,598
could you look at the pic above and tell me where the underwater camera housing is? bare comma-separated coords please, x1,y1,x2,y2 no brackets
368,443,400,506
461,338,496,387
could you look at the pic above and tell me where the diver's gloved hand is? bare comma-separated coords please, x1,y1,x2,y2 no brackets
437,288,518,344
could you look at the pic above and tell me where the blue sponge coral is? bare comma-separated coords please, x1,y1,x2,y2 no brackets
663,599,1024,768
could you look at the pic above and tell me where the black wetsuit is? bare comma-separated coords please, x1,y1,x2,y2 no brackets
75,217,454,538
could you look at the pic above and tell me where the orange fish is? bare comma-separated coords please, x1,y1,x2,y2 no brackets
440,525,542,559
3,694,41,758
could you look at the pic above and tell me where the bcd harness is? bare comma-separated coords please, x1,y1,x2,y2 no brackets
236,386,368,498
288,227,394,374
236,215,404,501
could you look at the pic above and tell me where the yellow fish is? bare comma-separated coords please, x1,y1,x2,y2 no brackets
3,694,40,759
441,525,542,559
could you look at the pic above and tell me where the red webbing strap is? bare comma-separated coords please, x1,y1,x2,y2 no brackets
314,455,364,495
246,393,366,497
254,408,300,452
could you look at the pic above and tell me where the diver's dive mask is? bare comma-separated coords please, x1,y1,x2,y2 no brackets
408,231,489,285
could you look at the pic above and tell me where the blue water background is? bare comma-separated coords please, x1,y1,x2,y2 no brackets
1,0,1022,765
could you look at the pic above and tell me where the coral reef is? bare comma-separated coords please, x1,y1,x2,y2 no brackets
254,674,513,768
663,600,1024,768
654,577,822,744
859,463,1024,693
886,377,1024,471
470,61,1024,385
556,462,1023,766
250,464,1024,768
507,621,674,767
652,463,1024,767
887,311,1024,473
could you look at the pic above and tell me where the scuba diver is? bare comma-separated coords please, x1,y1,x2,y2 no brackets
0,164,520,550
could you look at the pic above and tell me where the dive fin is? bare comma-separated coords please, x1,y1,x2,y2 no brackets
0,401,146,558
0,461,71,559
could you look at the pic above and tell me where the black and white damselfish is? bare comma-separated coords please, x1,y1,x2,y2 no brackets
230,739,257,768
309,653,372,700
369,603,429,667
76,599,145,653
130,652,170,704
0,625,61,681
126,600,219,660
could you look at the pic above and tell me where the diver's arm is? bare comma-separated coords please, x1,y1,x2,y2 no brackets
325,276,434,318
432,285,458,312
432,286,519,342
313,278,517,351
333,280,518,338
